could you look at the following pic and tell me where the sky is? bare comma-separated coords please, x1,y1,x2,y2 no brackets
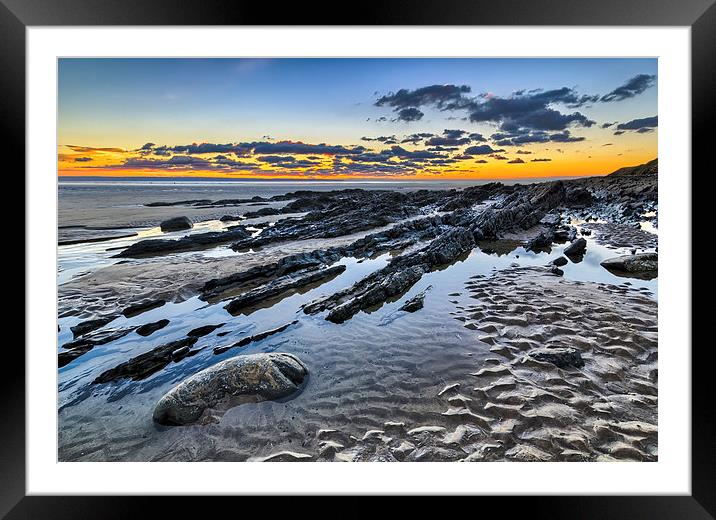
57,58,657,180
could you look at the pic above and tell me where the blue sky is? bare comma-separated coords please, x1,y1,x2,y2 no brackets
58,58,658,179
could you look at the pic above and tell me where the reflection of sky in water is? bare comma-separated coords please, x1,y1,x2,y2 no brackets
58,227,656,406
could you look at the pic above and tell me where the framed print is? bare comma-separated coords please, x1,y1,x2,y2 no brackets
5,0,713,516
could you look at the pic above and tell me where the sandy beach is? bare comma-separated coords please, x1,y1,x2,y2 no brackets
57,160,658,462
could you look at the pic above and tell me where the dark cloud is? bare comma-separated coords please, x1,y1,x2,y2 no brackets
361,135,398,144
474,159,488,163
375,84,472,111
490,154,509,160
515,150,532,154
463,144,501,156
468,132,487,142
531,158,552,162
74,157,93,162
425,136,470,147
396,108,424,122
616,115,658,131
467,88,596,132
140,142,155,150
613,130,625,135
601,122,616,129
388,145,444,160
549,130,586,143
602,143,613,146
400,133,435,144
601,74,656,102
442,129,467,139
507,158,525,164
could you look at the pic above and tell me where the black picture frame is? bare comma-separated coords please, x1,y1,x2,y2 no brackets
4,0,712,516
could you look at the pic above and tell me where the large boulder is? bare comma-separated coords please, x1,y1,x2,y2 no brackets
160,216,193,232
600,253,657,274
153,353,308,425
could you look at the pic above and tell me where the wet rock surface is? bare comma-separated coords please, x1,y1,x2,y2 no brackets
601,253,658,277
152,353,308,425
136,319,170,337
160,216,193,232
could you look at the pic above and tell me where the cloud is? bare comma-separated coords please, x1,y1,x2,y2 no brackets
361,135,398,145
549,130,586,143
66,145,126,153
508,158,525,164
375,84,472,111
400,133,435,144
395,108,424,122
466,88,596,132
601,122,615,128
531,158,552,162
426,136,470,147
613,130,625,135
74,157,93,162
601,74,656,102
616,115,658,131
515,150,532,154
474,159,488,163
490,154,509,160
463,144,501,156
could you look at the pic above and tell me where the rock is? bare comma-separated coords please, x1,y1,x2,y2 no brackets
580,228,591,236
160,216,193,232
59,326,137,367
529,347,585,369
93,337,198,383
550,266,564,277
224,265,346,315
400,287,430,313
187,323,224,337
136,319,170,337
563,237,587,257
121,299,166,318
600,253,657,275
552,256,568,267
213,321,298,355
152,352,308,425
70,316,115,338
526,230,554,252
116,226,251,258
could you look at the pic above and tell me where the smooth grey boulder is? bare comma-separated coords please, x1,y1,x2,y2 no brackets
160,216,193,232
153,352,308,425
600,253,657,274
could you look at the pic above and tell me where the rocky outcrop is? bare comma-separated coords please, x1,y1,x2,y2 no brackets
224,265,346,315
471,181,566,240
304,228,475,323
116,226,251,258
152,353,308,425
213,321,298,355
93,337,199,384
160,216,193,232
